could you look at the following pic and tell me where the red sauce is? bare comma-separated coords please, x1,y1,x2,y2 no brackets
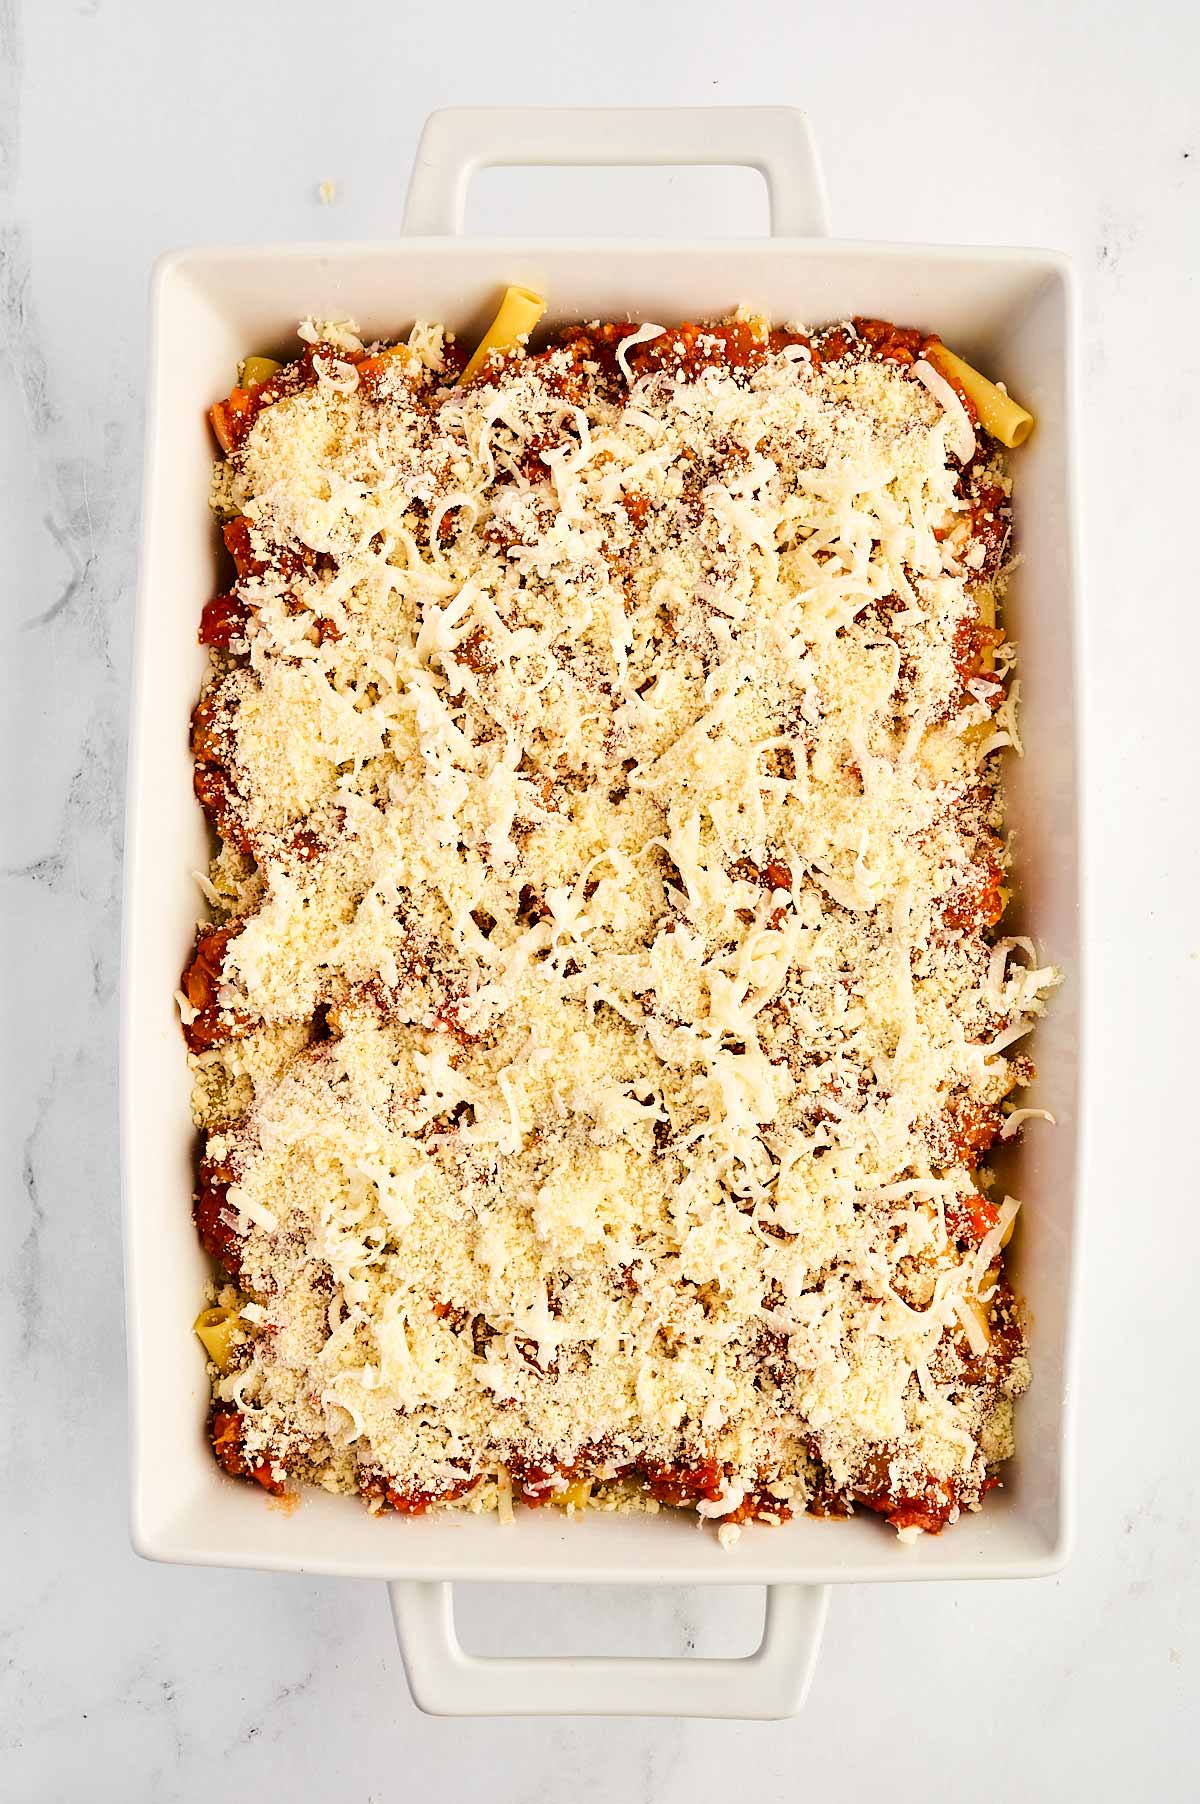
550,323,629,389
193,1155,246,1280
511,430,566,482
804,319,988,436
191,692,254,856
631,320,767,380
222,515,261,580
209,388,260,456
454,624,496,673
809,324,856,367
358,338,467,397
952,613,1005,710
354,350,411,398
508,1459,568,1506
222,514,336,593
277,820,333,865
212,517,339,651
360,1472,479,1514
352,354,389,394
955,1277,1025,1387
526,316,773,391
508,1448,639,1506
180,922,241,1053
805,1457,854,1519
937,1096,1004,1172
853,318,928,365
719,1484,793,1525
965,480,1012,579
192,760,251,856
189,690,227,764
491,1452,791,1521
768,327,812,358
855,1466,958,1534
863,1488,956,1535
520,344,591,406
946,1189,1003,1246
730,857,792,891
942,854,1005,932
198,593,251,648
641,1459,724,1507
209,1405,284,1494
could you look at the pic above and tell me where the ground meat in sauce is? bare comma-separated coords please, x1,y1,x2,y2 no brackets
198,593,251,648
180,923,242,1052
193,1156,245,1279
209,1404,284,1494
359,1470,480,1515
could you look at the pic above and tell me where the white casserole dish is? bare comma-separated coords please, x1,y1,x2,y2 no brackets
121,106,1084,1718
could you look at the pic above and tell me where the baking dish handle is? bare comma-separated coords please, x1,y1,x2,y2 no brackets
402,106,829,238
389,1580,829,1718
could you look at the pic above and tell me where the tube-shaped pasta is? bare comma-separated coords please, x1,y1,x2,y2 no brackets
977,586,997,672
552,1478,594,1510
926,344,1034,448
194,1305,243,1371
241,355,282,388
459,285,546,385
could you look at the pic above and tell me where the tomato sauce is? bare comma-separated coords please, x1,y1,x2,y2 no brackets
936,1096,1004,1174
731,856,793,891
952,613,1005,709
853,1455,959,1534
852,317,929,366
198,593,250,648
725,1489,792,1526
193,1154,245,1279
209,1405,284,1494
942,854,1005,932
222,515,262,580
180,922,241,1053
946,1189,1003,1246
191,692,254,857
640,1458,724,1507
964,480,1012,579
360,1471,479,1514
631,320,767,381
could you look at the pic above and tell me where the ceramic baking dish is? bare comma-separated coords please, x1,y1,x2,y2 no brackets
121,106,1084,1718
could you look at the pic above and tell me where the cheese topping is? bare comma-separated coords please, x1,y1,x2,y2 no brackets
189,317,1053,1533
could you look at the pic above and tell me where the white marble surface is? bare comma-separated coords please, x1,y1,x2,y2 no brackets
3,0,1199,1795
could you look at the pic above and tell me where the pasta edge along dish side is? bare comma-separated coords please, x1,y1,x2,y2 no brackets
182,289,1054,1547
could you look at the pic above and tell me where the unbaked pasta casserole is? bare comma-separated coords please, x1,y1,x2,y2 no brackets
181,297,1054,1543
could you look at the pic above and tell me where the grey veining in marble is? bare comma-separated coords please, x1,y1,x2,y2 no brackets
3,0,1199,1798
